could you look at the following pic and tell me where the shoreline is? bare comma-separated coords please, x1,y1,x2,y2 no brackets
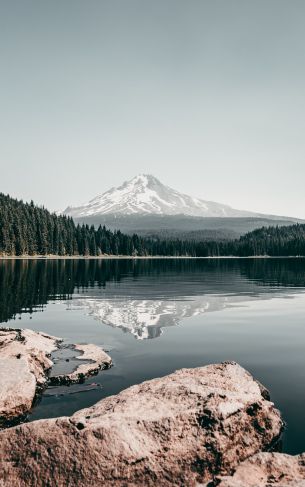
1,254,305,260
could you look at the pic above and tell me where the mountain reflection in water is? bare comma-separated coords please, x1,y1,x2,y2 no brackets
1,258,305,338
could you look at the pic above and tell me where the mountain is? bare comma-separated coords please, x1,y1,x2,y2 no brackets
64,174,276,219
63,174,302,239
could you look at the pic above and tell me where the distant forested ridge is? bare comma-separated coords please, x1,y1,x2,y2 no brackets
1,193,305,257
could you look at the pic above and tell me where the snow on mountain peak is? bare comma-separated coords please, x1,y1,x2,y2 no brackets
63,174,260,218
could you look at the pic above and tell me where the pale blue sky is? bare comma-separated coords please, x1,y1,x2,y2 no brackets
0,0,305,217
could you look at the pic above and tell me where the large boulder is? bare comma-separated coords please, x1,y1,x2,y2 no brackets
216,452,305,486
0,362,283,486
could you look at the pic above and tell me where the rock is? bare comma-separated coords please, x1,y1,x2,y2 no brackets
0,328,60,426
0,328,112,426
49,343,112,385
0,362,283,487
215,452,305,486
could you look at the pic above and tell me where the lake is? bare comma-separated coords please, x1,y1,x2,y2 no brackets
1,257,305,455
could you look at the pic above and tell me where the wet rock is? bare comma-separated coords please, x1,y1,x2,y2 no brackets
0,362,283,486
49,343,112,385
215,452,305,486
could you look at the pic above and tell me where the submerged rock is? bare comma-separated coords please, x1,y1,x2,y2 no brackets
0,362,283,486
0,328,112,426
45,382,102,397
216,452,305,486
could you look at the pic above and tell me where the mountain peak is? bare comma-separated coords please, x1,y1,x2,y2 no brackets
64,174,263,218
126,173,155,183
127,174,162,187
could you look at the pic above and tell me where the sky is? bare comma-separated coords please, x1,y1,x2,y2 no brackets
0,0,305,217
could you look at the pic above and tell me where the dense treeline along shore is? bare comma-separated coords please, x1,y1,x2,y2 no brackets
1,192,305,257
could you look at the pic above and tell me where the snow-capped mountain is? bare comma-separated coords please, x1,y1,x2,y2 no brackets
64,174,265,218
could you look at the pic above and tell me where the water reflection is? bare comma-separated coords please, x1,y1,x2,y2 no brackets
1,258,305,337
69,294,259,339
4,258,305,455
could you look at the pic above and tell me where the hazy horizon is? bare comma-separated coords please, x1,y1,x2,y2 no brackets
1,1,305,218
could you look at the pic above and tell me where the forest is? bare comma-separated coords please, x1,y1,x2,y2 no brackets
1,192,305,257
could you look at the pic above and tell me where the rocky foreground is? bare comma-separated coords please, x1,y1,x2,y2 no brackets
1,330,305,486
0,360,289,486
0,328,112,426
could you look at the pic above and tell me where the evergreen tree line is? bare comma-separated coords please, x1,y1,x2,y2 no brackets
1,192,305,257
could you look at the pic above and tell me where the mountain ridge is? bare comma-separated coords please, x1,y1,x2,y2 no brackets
64,174,292,220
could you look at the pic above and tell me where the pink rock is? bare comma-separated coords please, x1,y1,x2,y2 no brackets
0,328,112,425
216,452,305,486
50,343,112,385
0,362,283,486
0,328,60,425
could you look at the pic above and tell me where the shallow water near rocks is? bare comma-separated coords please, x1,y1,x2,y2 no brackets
49,347,92,377
1,257,305,454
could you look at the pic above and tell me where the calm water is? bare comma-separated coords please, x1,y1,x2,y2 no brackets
1,258,305,455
